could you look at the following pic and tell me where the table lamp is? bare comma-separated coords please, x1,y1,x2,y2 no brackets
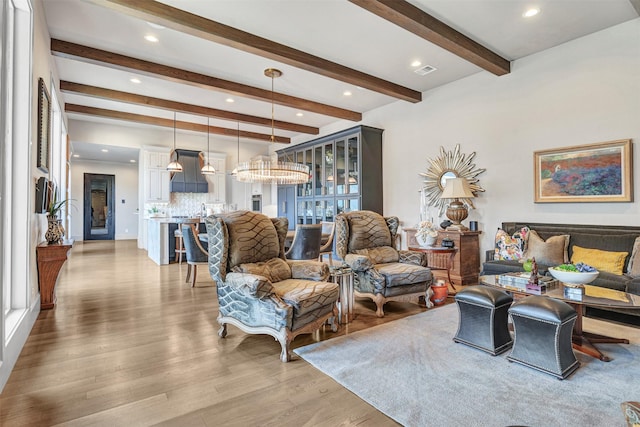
440,177,475,231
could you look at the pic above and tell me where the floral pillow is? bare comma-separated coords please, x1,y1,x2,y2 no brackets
494,227,530,260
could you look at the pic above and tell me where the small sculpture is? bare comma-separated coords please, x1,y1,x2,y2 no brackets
528,257,538,285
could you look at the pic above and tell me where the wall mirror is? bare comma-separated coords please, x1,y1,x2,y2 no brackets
420,144,486,215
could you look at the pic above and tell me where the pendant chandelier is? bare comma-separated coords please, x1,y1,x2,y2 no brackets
166,112,183,172
201,117,216,175
235,68,310,185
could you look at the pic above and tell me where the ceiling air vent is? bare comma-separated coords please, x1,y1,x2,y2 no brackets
414,65,437,76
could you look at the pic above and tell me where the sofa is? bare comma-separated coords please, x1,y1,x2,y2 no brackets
481,222,640,317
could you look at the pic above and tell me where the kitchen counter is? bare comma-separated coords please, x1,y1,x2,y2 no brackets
146,217,206,265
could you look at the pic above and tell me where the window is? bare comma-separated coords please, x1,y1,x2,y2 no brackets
1,0,33,336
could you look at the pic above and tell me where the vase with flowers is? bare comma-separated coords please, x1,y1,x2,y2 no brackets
416,220,438,247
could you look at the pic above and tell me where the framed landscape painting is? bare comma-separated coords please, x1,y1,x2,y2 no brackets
534,139,633,203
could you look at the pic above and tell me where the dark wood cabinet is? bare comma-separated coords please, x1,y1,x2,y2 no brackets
36,241,73,309
276,125,383,229
404,228,481,286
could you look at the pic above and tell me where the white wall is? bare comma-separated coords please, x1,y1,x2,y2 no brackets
69,160,139,241
288,18,640,256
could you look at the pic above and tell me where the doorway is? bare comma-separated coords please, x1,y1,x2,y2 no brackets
84,173,115,240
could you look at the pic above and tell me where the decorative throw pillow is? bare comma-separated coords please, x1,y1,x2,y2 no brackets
494,227,530,260
628,237,640,277
522,230,569,266
232,257,292,283
571,245,628,276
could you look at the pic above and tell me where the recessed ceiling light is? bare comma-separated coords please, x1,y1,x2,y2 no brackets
73,154,79,158
523,8,539,18
130,78,141,84
101,149,109,153
226,98,234,103
411,60,422,67
147,22,165,30
343,91,352,97
296,112,304,117
130,159,136,163
144,35,159,42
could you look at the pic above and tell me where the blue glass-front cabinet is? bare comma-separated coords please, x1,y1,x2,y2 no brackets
276,125,383,230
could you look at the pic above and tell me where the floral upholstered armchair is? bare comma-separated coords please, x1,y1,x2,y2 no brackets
206,210,339,362
335,210,433,317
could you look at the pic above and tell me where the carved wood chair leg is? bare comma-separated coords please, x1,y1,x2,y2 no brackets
185,264,192,283
278,335,292,362
424,287,435,308
218,323,227,338
374,294,385,317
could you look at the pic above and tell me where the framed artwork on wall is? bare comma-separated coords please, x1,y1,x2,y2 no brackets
534,139,633,203
37,77,51,174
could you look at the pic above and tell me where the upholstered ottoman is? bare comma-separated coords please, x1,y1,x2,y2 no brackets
507,296,579,380
453,285,513,355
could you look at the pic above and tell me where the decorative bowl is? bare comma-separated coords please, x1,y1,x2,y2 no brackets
548,267,599,285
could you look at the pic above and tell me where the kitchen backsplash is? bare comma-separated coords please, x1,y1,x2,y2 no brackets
145,192,235,218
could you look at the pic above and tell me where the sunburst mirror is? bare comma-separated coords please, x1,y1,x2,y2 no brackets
420,144,486,216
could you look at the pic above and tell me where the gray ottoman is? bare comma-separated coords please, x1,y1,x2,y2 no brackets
453,285,513,355
507,296,579,380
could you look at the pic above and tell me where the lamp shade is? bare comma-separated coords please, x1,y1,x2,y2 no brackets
441,177,474,199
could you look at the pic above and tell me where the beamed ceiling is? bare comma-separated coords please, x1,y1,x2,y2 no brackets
43,0,639,162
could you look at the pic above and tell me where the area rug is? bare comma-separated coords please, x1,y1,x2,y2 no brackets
294,304,640,426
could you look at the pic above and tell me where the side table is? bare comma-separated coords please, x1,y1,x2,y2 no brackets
409,246,458,291
36,240,73,309
330,266,355,324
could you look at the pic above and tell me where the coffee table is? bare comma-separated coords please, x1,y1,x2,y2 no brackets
479,275,640,362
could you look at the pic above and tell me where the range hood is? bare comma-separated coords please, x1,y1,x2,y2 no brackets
170,149,209,193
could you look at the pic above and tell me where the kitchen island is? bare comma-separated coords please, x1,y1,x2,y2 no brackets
146,217,204,265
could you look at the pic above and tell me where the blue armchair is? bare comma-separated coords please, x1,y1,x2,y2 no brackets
206,210,339,362
335,210,433,317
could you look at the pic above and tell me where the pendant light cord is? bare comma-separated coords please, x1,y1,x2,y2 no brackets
270,73,275,143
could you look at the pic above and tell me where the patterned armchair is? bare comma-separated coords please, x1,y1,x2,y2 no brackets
206,210,339,362
335,210,433,317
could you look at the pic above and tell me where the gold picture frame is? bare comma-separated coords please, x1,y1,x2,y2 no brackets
534,139,633,203
37,77,51,174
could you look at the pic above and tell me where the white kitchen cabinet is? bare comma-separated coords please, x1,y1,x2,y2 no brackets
143,148,171,203
203,153,226,202
146,151,169,169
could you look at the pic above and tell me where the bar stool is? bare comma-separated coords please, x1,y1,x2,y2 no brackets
175,228,186,263
507,296,579,380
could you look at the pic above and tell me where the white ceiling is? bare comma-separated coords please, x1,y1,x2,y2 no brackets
42,0,639,163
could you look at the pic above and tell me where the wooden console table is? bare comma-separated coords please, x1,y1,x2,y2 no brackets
36,241,73,309
405,228,481,286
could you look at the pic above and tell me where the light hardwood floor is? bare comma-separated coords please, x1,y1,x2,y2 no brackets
0,240,438,426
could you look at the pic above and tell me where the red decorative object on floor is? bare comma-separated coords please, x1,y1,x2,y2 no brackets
430,281,449,306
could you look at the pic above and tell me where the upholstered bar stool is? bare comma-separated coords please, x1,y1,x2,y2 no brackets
507,296,579,380
453,285,513,355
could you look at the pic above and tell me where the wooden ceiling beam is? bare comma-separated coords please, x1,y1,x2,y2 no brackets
52,39,361,122
60,81,319,135
65,104,291,143
349,0,510,76
86,0,422,103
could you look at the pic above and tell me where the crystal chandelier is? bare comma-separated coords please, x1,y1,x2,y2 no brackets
235,68,310,185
